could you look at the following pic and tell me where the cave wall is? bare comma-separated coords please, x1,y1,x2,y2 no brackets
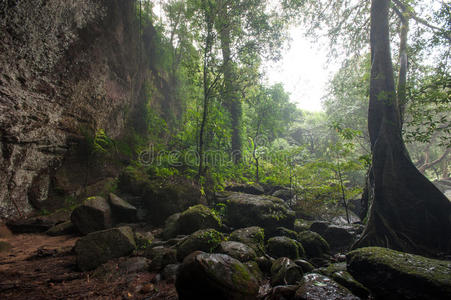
0,0,145,218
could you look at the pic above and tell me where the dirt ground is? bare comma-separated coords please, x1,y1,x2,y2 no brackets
0,232,178,300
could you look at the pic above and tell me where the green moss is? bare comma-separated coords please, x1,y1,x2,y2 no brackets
231,261,252,285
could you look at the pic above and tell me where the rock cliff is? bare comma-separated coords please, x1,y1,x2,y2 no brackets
0,0,145,218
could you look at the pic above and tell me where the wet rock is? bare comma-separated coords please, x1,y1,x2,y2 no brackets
271,257,303,286
294,273,359,300
268,227,299,240
294,259,315,273
46,221,75,236
175,204,221,236
319,262,370,299
145,246,177,271
108,193,138,223
71,196,113,235
176,252,259,300
175,229,225,261
269,285,298,300
161,263,179,282
297,231,330,259
218,241,257,262
161,213,181,240
245,260,264,282
118,256,150,273
225,183,264,195
294,219,311,232
272,189,293,201
229,226,265,255
347,247,451,300
224,193,295,234
267,236,305,260
74,226,136,271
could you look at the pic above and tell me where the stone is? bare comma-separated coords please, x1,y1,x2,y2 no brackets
318,263,370,299
268,227,299,240
309,221,330,236
71,196,113,235
225,183,265,195
223,193,295,234
46,221,75,236
134,231,154,250
162,263,179,282
294,219,311,232
176,252,259,300
108,193,138,223
347,247,451,300
145,246,177,271
245,260,264,283
229,226,265,256
297,231,330,259
176,229,225,261
322,225,356,253
118,256,150,273
294,273,359,300
269,285,298,300
294,259,315,273
175,204,221,236
218,241,257,262
161,213,181,240
6,217,54,233
270,257,303,286
272,189,293,201
267,236,305,260
256,256,274,274
74,226,136,271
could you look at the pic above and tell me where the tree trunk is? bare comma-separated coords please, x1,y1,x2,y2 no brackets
353,0,451,256
217,5,242,164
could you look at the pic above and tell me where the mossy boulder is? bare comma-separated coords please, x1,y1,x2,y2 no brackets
272,189,292,201
225,183,264,195
176,229,225,261
294,218,311,232
295,273,359,300
319,262,370,299
108,193,138,223
223,192,295,234
267,227,299,240
176,252,259,300
71,196,113,235
297,230,330,259
294,259,315,273
145,246,177,271
161,213,181,240
229,226,265,256
218,241,257,262
46,221,75,236
175,204,221,236
267,236,305,260
347,247,451,300
271,257,303,286
74,226,136,271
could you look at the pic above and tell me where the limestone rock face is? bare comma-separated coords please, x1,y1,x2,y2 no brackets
0,0,144,218
347,247,451,300
71,196,113,235
74,226,136,271
176,252,259,300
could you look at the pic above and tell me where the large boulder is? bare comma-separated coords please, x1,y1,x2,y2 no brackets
218,241,257,262
175,204,221,236
271,257,303,286
71,196,113,235
46,221,75,236
74,226,136,271
347,247,451,300
294,273,359,300
229,226,265,256
223,192,295,233
267,236,305,260
108,193,138,223
161,213,181,240
144,246,177,271
297,231,330,259
225,183,264,195
267,227,299,240
310,222,362,253
176,229,225,261
176,252,260,300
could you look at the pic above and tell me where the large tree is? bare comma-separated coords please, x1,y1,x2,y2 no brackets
353,0,451,255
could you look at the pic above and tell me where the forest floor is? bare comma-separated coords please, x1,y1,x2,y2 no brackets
0,233,177,300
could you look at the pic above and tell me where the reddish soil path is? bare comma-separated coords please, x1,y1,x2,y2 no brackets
0,233,177,299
